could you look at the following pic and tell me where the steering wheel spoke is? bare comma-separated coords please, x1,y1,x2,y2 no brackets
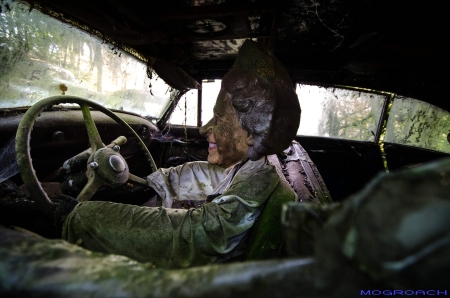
128,173,149,187
76,169,106,202
80,103,104,152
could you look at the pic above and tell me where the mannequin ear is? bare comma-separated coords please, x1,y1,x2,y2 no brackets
246,133,254,146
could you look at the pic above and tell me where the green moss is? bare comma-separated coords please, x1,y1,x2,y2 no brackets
243,180,296,260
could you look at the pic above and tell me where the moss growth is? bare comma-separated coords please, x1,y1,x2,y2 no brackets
243,179,297,260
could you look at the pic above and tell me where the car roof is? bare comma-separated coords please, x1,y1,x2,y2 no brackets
19,0,450,112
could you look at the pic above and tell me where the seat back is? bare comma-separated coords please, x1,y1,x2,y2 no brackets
243,141,332,260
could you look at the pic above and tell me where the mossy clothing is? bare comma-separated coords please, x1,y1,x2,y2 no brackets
63,157,287,268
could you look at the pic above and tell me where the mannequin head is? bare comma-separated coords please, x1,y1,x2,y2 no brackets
199,91,253,168
200,40,301,167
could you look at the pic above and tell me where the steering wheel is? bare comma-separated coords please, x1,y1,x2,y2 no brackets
15,96,157,221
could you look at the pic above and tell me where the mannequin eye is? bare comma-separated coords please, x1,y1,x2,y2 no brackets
232,97,254,113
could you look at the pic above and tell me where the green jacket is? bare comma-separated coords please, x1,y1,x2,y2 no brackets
63,157,291,268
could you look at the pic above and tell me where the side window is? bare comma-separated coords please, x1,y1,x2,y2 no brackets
296,84,387,142
168,80,221,126
168,90,198,126
200,80,221,125
385,96,450,154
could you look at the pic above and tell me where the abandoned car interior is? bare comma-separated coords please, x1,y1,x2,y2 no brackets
1,0,449,296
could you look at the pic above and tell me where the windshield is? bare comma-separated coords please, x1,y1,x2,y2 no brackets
0,1,175,119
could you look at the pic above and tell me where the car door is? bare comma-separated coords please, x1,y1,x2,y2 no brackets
293,84,388,201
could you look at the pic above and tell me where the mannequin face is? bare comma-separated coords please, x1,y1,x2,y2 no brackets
199,91,253,168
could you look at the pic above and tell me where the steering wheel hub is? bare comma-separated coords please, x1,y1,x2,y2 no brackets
109,155,125,172
93,148,129,186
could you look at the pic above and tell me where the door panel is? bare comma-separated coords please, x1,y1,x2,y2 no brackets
297,136,385,201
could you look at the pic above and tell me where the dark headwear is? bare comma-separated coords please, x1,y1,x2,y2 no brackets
221,40,301,160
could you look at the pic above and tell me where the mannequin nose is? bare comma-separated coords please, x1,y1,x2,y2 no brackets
199,118,213,136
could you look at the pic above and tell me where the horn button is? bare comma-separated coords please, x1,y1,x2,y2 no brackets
109,155,125,172
92,148,129,186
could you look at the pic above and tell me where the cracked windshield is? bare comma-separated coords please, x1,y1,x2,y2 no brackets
0,2,174,120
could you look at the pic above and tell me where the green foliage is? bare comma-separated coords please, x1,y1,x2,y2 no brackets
0,1,172,118
317,88,385,141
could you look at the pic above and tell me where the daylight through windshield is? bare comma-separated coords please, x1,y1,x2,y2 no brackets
0,1,174,119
